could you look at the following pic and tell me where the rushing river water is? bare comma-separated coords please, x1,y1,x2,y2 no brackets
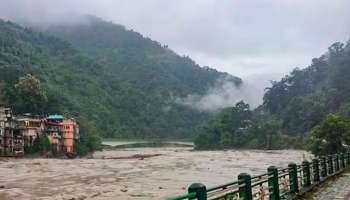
0,147,311,200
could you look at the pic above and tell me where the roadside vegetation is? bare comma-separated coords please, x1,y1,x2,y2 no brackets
307,114,350,155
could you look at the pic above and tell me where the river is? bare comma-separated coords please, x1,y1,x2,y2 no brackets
0,147,310,200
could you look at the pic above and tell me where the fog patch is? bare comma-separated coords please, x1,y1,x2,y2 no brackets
176,76,265,111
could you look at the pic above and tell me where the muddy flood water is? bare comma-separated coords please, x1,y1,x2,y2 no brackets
0,148,311,200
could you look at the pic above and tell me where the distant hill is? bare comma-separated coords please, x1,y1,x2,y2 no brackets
194,40,350,150
0,17,242,139
263,41,350,136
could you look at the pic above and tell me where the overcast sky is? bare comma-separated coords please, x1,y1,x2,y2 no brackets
1,0,350,81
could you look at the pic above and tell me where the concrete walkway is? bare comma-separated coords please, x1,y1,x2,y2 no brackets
301,172,350,200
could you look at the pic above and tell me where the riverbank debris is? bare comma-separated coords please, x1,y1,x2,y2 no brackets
101,153,163,160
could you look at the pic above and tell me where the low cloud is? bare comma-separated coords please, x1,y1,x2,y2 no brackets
176,76,264,111
1,0,349,103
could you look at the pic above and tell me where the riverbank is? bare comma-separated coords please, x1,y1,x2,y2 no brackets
0,148,310,200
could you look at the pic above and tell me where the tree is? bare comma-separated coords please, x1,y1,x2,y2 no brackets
328,42,344,57
256,118,282,149
12,74,48,113
194,101,254,149
75,121,102,156
307,114,350,155
25,135,51,154
263,79,289,114
0,81,7,104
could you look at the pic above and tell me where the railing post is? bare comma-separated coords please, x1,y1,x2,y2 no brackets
238,173,252,200
321,156,327,178
268,166,280,200
312,159,320,182
335,154,340,172
341,153,345,169
302,160,311,187
288,163,299,193
188,183,207,200
328,155,334,174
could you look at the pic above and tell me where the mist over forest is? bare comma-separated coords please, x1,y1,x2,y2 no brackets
2,2,350,199
0,1,350,154
0,16,246,139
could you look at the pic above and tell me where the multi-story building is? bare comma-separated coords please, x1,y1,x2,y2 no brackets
61,119,79,153
44,115,79,154
0,106,79,157
44,115,64,154
16,115,44,148
0,105,24,156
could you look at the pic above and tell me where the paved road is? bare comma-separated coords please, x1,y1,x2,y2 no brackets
301,172,350,200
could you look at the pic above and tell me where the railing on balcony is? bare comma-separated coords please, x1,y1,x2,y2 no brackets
167,152,350,200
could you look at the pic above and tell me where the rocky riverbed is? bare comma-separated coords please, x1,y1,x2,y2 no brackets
0,148,310,200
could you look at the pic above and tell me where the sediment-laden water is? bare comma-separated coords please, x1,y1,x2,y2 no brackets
0,148,310,200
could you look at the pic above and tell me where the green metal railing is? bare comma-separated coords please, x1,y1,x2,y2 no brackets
167,152,350,200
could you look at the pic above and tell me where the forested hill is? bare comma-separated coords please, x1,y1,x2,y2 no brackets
195,40,350,150
45,16,241,97
0,17,242,139
263,41,350,136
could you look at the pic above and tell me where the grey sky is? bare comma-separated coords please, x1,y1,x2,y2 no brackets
1,0,350,80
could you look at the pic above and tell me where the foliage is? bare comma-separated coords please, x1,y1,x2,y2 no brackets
262,40,350,137
11,74,48,113
307,114,350,156
194,101,293,150
198,40,350,150
0,81,6,104
75,122,102,156
25,135,51,154
0,17,241,139
3,15,349,151
195,101,250,149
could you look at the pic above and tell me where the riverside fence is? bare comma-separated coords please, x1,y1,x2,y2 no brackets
167,152,350,200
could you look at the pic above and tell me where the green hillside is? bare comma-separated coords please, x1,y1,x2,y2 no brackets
0,17,241,139
195,40,350,150
263,41,350,136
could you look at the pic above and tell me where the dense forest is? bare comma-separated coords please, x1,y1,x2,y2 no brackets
196,40,350,152
2,15,349,153
0,16,241,139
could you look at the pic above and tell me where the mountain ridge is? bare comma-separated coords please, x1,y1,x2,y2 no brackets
0,17,242,139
